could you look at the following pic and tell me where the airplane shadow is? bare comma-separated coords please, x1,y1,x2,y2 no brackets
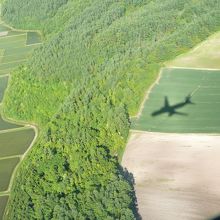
151,95,195,117
209,216,220,220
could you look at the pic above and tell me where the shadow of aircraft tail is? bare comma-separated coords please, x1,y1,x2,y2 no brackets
185,94,194,104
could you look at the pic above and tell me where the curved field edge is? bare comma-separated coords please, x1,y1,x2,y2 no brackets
166,31,220,69
2,126,38,219
133,29,220,120
0,22,41,219
132,67,220,133
1,1,220,219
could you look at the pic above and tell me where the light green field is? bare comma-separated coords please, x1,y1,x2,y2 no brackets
0,22,41,218
134,68,220,133
168,32,220,69
0,158,20,191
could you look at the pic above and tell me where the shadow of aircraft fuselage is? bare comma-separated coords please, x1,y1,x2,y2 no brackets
151,95,194,117
209,216,220,220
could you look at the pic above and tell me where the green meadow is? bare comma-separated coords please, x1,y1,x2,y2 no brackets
0,158,20,192
0,196,8,219
0,128,35,157
134,68,220,133
0,22,40,219
0,116,21,130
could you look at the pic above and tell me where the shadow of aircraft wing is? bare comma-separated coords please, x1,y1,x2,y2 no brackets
169,110,188,116
151,96,170,117
151,109,165,117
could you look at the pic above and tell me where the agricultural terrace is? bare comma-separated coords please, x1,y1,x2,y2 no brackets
0,21,41,219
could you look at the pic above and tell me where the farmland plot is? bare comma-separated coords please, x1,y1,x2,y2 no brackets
134,68,220,133
0,22,41,219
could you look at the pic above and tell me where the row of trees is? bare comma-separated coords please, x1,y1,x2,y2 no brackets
2,0,220,219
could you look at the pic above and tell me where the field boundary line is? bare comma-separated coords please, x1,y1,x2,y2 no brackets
0,67,12,72
0,155,21,161
0,126,32,135
0,19,41,219
131,68,163,119
0,39,26,45
0,192,9,196
0,74,9,78
164,30,220,66
0,59,27,65
167,66,220,71
0,69,39,220
130,66,220,120
6,125,38,193
0,51,31,59
0,21,43,39
26,42,43,47
0,33,26,39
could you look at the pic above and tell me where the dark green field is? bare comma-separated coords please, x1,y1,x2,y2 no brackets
26,32,41,45
134,68,220,133
0,196,8,219
0,27,40,76
0,76,8,102
0,157,20,191
0,128,35,157
0,116,21,130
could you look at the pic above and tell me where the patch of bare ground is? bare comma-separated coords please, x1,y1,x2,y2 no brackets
122,132,220,220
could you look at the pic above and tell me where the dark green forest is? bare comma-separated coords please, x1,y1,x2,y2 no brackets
1,0,220,219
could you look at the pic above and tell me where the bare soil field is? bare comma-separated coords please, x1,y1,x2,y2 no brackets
122,131,220,220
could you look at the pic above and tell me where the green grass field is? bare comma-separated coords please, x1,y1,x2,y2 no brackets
0,76,8,102
0,116,22,130
0,196,8,219
0,128,35,157
0,158,20,191
0,24,41,76
26,32,41,45
133,68,220,133
0,22,41,218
